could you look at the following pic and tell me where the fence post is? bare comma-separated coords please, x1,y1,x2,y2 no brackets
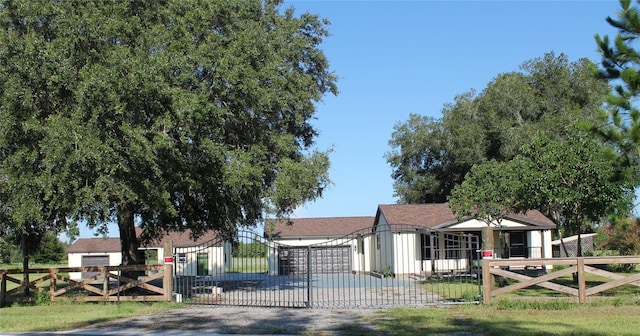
103,267,109,301
577,257,586,303
307,245,312,308
164,240,173,301
49,268,57,302
482,259,491,304
0,272,6,308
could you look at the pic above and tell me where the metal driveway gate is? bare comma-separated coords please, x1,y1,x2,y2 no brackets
173,226,481,308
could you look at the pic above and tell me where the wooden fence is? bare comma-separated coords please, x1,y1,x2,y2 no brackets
0,264,173,307
482,256,640,304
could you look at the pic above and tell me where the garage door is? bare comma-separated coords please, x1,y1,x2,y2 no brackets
278,246,352,275
81,255,109,279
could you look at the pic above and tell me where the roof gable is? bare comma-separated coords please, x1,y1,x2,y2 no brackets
266,216,375,239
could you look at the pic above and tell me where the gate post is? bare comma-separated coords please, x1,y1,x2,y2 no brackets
482,259,492,304
577,257,586,303
0,272,6,308
164,240,174,302
307,245,312,308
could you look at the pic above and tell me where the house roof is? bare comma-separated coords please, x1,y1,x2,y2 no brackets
67,229,224,253
265,216,375,239
376,203,556,230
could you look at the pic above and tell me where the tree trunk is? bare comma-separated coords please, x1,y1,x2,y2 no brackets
481,226,497,288
21,233,29,297
118,204,142,281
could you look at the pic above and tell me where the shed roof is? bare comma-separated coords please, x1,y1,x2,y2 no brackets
266,216,375,239
67,237,120,253
67,229,224,253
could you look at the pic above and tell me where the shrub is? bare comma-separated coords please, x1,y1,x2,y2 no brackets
599,218,640,256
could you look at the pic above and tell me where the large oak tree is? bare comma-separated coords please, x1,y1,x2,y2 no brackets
386,53,610,204
0,0,337,266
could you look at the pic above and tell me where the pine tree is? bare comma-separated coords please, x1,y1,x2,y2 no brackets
594,0,640,163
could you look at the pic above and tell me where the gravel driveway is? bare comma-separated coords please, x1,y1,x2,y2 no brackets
90,306,382,335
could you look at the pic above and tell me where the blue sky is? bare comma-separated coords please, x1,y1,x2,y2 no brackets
76,1,622,238
288,0,621,218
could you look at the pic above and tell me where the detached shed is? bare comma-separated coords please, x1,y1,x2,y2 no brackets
67,229,232,280
552,233,597,257
67,238,121,280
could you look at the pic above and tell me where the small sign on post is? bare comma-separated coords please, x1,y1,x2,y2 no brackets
482,250,493,259
164,256,174,264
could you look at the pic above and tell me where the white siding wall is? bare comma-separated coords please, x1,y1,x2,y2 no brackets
174,246,227,276
528,231,543,258
353,235,374,273
68,252,122,280
393,233,420,275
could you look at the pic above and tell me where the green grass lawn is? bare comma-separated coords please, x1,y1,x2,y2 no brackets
0,301,184,332
371,300,640,336
229,257,267,273
495,267,640,299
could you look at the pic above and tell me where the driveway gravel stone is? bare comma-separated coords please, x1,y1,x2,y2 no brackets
96,306,382,335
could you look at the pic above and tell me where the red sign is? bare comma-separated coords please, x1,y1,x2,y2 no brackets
164,256,174,264
482,250,493,259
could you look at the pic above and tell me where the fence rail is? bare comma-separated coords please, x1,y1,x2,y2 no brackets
0,264,173,307
482,256,640,304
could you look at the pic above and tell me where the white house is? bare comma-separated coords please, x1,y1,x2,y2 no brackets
265,203,557,277
67,230,232,280
373,204,556,276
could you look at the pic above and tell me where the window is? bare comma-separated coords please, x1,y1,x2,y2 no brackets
444,234,461,259
420,234,434,260
509,232,527,257
144,249,158,265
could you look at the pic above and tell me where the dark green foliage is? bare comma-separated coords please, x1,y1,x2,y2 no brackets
594,0,640,163
0,1,337,266
449,127,634,239
599,217,640,257
448,157,534,225
32,232,66,264
519,130,634,237
387,53,610,204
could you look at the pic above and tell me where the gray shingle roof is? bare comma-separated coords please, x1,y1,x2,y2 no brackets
377,203,556,229
67,229,224,253
266,216,375,239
